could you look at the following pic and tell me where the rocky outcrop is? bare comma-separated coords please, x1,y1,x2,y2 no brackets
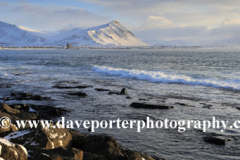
6,92,50,101
72,134,123,157
130,102,174,109
203,137,227,145
28,147,83,160
0,99,160,160
0,138,28,160
120,88,128,95
4,125,72,150
67,92,87,97
53,85,92,89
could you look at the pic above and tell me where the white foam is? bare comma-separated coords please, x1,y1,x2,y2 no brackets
92,65,240,90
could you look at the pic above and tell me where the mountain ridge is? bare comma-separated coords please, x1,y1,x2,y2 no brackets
0,20,148,47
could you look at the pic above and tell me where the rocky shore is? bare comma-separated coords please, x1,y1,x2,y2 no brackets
0,91,164,160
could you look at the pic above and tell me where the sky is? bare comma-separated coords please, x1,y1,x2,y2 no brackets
1,0,240,45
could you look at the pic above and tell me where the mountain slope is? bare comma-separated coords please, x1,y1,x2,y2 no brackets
208,33,240,47
0,21,52,47
55,20,148,47
0,20,148,47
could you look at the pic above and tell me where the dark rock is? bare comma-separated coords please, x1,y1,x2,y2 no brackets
11,93,16,97
108,91,120,95
21,104,69,119
28,147,83,160
203,137,227,145
72,134,123,157
126,96,132,99
32,95,43,100
130,102,174,109
3,97,10,101
95,88,111,92
202,105,212,109
120,88,128,95
0,138,28,160
68,92,87,97
53,85,92,89
83,152,108,160
10,92,49,101
175,102,189,106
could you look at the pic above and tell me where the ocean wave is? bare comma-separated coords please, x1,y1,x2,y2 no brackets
92,65,240,90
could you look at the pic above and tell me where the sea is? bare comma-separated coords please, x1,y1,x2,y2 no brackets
1,48,240,160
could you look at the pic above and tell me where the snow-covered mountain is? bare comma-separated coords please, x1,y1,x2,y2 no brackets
0,21,53,47
208,33,240,47
0,20,148,47
54,20,148,47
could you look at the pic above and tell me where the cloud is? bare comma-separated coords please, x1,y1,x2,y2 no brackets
0,2,109,31
138,15,174,30
222,17,240,26
0,2,7,6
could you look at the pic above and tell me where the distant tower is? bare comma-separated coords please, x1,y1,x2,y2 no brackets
67,43,72,49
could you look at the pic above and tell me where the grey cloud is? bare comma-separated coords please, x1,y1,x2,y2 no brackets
1,3,109,31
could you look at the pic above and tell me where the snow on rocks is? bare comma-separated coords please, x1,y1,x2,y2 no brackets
5,125,72,150
0,138,27,160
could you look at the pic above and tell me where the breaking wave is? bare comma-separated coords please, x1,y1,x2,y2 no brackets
92,65,240,90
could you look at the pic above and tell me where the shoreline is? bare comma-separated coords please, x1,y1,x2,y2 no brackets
0,90,164,160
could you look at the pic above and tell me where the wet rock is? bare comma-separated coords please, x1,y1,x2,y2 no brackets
11,93,16,97
139,98,147,101
28,147,83,160
175,102,189,106
0,138,28,160
12,104,69,119
0,103,38,122
32,95,43,100
130,102,174,109
0,103,21,114
127,151,156,160
120,88,128,95
202,105,212,109
3,97,10,101
5,125,72,150
72,134,123,157
68,92,87,97
53,85,92,89
83,152,108,160
203,137,227,145
108,91,120,95
10,92,49,101
95,88,111,92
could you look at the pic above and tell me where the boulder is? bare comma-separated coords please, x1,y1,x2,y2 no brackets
0,138,28,160
28,147,83,160
94,88,111,92
9,92,49,101
4,125,72,150
108,91,120,95
83,152,108,160
53,85,92,89
68,92,87,97
120,88,128,95
130,102,173,109
203,137,227,145
72,134,123,157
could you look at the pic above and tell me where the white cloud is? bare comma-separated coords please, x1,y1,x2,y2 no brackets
222,17,240,26
138,15,174,30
